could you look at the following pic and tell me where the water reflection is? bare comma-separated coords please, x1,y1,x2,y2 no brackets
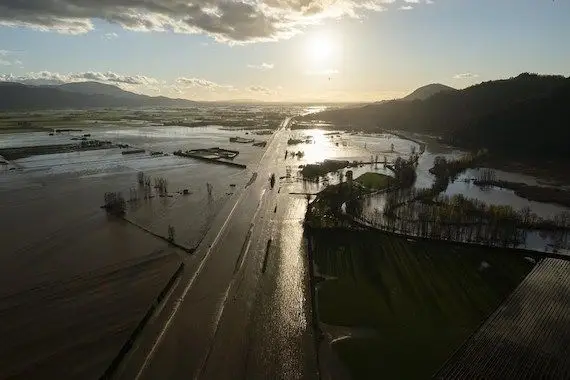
288,129,417,166
445,170,569,219
277,197,308,333
301,106,330,116
275,197,309,377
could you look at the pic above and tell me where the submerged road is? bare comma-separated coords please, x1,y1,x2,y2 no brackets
115,117,318,380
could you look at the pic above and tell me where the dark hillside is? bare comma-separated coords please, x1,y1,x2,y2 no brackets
303,73,569,158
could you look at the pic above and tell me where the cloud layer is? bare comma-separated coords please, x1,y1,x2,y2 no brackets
176,76,235,90
0,71,277,97
0,50,22,66
247,62,274,70
0,71,158,86
453,72,479,79
0,0,428,43
247,85,274,95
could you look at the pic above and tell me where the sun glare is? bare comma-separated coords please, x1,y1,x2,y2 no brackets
306,33,334,63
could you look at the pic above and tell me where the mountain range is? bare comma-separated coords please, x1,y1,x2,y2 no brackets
0,81,196,110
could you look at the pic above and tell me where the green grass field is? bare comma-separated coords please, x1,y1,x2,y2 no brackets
354,172,393,190
311,230,534,379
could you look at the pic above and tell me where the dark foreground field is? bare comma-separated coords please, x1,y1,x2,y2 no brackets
0,252,181,379
309,229,535,379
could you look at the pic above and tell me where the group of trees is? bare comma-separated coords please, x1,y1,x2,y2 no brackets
430,153,483,181
305,182,368,229
392,156,417,188
355,190,570,249
477,168,497,184
154,177,168,196
136,171,169,198
301,160,351,179
103,192,126,216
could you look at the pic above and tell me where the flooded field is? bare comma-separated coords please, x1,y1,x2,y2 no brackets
445,168,570,220
283,129,416,195
0,105,302,379
0,253,182,379
2,106,569,379
286,129,418,166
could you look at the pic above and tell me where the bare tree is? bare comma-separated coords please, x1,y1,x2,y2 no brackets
103,192,126,216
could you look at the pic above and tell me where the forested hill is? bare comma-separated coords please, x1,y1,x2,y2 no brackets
402,83,456,101
302,73,570,158
454,79,570,158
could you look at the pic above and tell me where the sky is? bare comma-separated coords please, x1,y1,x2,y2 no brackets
0,0,569,102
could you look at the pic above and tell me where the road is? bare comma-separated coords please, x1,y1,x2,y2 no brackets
115,117,318,380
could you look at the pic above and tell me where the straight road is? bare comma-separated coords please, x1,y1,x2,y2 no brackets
116,117,318,380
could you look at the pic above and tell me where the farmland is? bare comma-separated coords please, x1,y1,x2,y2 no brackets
309,229,535,379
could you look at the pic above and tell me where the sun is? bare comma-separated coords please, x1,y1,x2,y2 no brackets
306,33,335,63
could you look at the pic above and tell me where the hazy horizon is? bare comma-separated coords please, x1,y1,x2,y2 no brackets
1,0,569,102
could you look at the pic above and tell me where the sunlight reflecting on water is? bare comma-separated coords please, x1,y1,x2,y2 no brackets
301,106,329,116
277,197,308,337
301,129,333,163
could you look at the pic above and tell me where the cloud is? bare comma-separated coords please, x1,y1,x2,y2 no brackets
72,71,158,85
176,77,234,91
306,68,339,76
0,50,23,66
453,73,479,79
103,32,118,39
0,71,67,85
0,71,159,86
0,0,408,43
247,63,274,70
399,5,413,10
247,85,275,95
404,0,420,3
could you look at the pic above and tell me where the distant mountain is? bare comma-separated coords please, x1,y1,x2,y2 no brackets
302,73,570,158
57,81,138,98
0,81,196,110
15,78,66,87
218,98,265,104
402,83,456,101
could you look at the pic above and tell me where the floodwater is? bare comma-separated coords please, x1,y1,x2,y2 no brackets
0,131,75,148
99,125,265,165
285,129,415,194
355,141,570,253
287,129,418,166
0,121,264,379
445,169,570,220
414,149,463,189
